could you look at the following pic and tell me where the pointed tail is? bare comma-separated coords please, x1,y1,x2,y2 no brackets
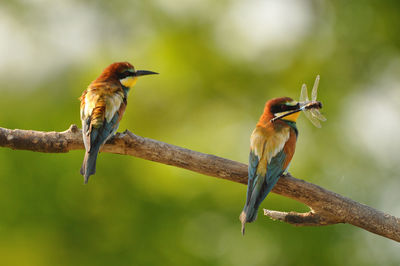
80,147,100,184
239,203,259,235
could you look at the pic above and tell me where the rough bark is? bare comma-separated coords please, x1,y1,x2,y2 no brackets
1,125,399,242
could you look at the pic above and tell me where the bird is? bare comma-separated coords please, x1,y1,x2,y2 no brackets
79,62,158,184
239,97,302,235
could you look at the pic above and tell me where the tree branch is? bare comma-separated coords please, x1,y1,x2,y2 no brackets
1,125,399,242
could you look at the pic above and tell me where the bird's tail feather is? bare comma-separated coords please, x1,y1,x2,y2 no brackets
239,202,259,235
240,181,266,235
80,147,100,184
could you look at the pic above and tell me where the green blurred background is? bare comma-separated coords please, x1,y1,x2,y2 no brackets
1,0,400,265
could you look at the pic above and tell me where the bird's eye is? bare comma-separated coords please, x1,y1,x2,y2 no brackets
280,105,288,111
120,71,134,79
271,105,283,114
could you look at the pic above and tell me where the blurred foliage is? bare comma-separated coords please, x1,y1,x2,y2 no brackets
1,0,400,265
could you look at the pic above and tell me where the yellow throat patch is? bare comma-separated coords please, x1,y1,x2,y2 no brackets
120,76,138,89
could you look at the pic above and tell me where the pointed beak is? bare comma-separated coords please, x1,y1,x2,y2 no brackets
271,104,302,122
135,70,159,77
272,101,323,122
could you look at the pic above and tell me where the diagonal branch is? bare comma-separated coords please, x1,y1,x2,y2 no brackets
1,125,399,242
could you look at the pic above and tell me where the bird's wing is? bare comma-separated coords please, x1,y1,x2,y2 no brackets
89,111,121,151
246,128,266,202
281,130,297,172
264,128,296,194
249,127,292,205
80,84,125,152
80,89,91,151
265,150,286,191
247,149,260,202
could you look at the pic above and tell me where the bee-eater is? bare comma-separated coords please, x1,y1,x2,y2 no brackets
240,97,302,234
79,62,158,184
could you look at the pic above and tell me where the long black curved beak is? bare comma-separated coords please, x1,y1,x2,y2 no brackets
135,70,159,77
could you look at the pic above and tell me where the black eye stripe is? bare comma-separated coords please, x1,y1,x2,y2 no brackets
270,105,281,114
271,103,299,114
119,71,135,79
281,105,289,111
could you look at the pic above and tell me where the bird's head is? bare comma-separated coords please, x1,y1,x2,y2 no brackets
266,97,302,123
97,62,158,89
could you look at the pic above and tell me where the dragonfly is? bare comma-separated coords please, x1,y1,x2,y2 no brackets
299,75,327,128
270,75,326,127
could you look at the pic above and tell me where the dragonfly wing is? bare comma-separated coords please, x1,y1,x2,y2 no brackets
300,84,309,103
311,75,320,101
304,110,322,128
310,118,322,128
310,108,327,121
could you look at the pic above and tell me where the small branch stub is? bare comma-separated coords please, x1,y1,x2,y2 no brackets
263,209,339,226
